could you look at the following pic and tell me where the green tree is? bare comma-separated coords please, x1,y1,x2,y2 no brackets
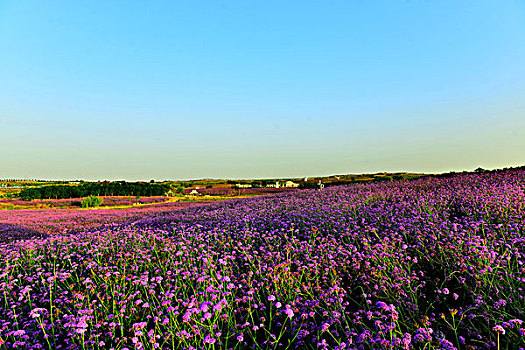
81,196,103,208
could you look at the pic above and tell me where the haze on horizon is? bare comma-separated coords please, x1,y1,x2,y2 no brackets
1,1,524,182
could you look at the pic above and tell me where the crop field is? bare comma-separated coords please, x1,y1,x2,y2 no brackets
0,201,210,240
0,170,524,349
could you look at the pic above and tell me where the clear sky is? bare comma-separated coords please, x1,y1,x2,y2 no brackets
1,1,524,181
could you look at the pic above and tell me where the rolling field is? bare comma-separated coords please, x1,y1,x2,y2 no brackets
0,200,211,241
0,197,170,211
0,170,524,349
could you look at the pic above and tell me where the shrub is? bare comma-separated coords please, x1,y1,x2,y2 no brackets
81,196,103,208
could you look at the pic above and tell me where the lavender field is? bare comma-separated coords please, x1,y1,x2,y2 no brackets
1,170,524,349
0,201,208,239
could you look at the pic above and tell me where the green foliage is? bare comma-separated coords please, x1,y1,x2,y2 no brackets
81,196,103,208
18,182,171,201
372,175,391,182
475,167,486,173
19,187,42,201
169,184,185,194
299,182,317,189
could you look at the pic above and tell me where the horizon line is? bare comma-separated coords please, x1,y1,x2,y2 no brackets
1,164,523,183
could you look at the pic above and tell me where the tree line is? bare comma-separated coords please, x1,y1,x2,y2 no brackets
19,182,170,201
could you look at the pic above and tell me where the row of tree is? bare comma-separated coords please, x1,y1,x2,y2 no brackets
19,182,170,201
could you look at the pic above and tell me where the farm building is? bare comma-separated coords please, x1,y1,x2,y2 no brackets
236,184,252,188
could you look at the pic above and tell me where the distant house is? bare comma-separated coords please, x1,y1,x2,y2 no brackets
285,181,299,188
236,184,252,188
266,182,280,188
189,189,201,195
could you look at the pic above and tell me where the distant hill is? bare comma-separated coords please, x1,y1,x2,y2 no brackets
2,165,524,198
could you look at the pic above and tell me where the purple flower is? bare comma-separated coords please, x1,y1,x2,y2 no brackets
200,303,209,312
493,325,505,334
133,322,147,330
76,320,88,328
212,302,223,312
203,335,216,344
30,308,46,318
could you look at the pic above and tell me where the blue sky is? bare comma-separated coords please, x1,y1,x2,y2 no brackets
1,1,524,180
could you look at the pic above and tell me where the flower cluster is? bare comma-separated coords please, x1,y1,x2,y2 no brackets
0,169,524,349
